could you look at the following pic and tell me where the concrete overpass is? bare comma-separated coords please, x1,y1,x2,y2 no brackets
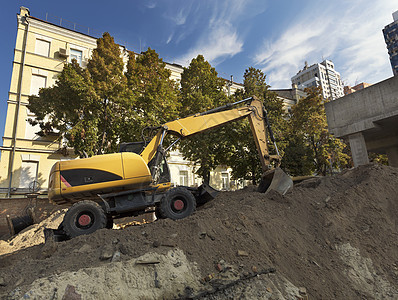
325,75,398,167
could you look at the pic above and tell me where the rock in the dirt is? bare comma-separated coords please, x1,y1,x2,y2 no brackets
61,284,81,300
77,244,91,253
40,239,58,259
199,232,206,239
135,258,161,265
0,277,6,286
99,246,114,260
299,286,307,295
111,251,121,262
216,263,223,272
237,250,249,257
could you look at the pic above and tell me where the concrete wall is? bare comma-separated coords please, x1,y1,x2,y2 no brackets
325,75,398,167
325,75,398,137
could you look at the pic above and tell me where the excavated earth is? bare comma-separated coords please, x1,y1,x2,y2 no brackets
0,164,398,299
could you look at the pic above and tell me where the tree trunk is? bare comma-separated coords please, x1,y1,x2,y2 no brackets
251,158,257,185
203,170,210,185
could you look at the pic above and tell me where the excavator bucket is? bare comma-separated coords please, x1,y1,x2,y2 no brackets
193,183,220,206
258,167,293,195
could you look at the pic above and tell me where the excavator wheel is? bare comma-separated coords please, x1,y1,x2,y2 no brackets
159,187,196,220
155,206,166,220
63,200,107,238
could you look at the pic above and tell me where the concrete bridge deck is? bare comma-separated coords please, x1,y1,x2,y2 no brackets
325,75,398,167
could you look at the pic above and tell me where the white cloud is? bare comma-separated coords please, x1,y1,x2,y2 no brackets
175,22,243,66
166,33,173,44
167,7,190,26
146,2,156,9
173,0,264,66
254,0,396,88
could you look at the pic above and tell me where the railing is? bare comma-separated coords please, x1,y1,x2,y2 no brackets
45,13,102,38
44,13,129,48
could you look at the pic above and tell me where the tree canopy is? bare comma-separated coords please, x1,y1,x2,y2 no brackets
178,55,229,183
222,67,287,184
28,33,179,157
281,87,350,176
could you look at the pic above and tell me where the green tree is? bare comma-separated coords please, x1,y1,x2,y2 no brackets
86,32,129,154
122,48,180,142
27,60,99,156
178,55,228,183
282,87,350,175
28,34,180,157
222,67,287,184
28,32,128,156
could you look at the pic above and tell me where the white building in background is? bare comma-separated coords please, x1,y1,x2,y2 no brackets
291,60,344,100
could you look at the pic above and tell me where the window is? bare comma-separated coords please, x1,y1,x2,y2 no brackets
70,49,83,65
27,74,46,139
179,170,188,186
30,74,46,96
25,116,41,140
35,39,50,57
222,172,229,190
19,161,38,189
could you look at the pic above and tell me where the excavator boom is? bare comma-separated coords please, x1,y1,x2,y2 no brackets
140,96,292,194
141,97,271,170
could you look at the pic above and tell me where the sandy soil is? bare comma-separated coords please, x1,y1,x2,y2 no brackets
0,164,397,299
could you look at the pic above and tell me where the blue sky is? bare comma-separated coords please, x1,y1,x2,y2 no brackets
0,0,396,143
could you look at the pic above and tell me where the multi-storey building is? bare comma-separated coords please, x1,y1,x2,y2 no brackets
291,60,344,100
343,82,372,95
271,84,307,114
383,10,398,76
0,7,247,197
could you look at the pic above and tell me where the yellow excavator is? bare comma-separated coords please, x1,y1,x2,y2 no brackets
48,96,292,238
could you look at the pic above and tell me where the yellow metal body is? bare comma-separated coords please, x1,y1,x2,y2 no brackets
49,153,152,204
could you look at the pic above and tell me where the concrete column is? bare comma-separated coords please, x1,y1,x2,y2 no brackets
386,147,398,168
348,132,369,167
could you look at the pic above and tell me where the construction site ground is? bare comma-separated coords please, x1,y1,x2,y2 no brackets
0,164,397,299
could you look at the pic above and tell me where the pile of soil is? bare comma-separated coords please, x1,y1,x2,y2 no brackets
0,164,397,299
0,210,65,256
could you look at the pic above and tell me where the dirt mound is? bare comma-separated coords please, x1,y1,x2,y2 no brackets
0,210,65,256
0,164,397,299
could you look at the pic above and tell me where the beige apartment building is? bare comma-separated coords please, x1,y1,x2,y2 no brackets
0,7,247,198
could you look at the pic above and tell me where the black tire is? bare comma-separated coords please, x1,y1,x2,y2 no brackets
155,206,166,219
106,215,114,229
63,200,107,238
159,187,196,220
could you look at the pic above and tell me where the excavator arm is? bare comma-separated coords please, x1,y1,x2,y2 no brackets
140,96,292,195
140,97,275,171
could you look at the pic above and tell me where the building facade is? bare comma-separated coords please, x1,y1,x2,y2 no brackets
0,7,247,197
291,60,344,100
383,10,398,76
0,7,98,197
271,84,307,114
343,82,372,95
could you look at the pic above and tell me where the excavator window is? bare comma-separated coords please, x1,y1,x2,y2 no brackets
119,142,148,154
148,154,171,184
